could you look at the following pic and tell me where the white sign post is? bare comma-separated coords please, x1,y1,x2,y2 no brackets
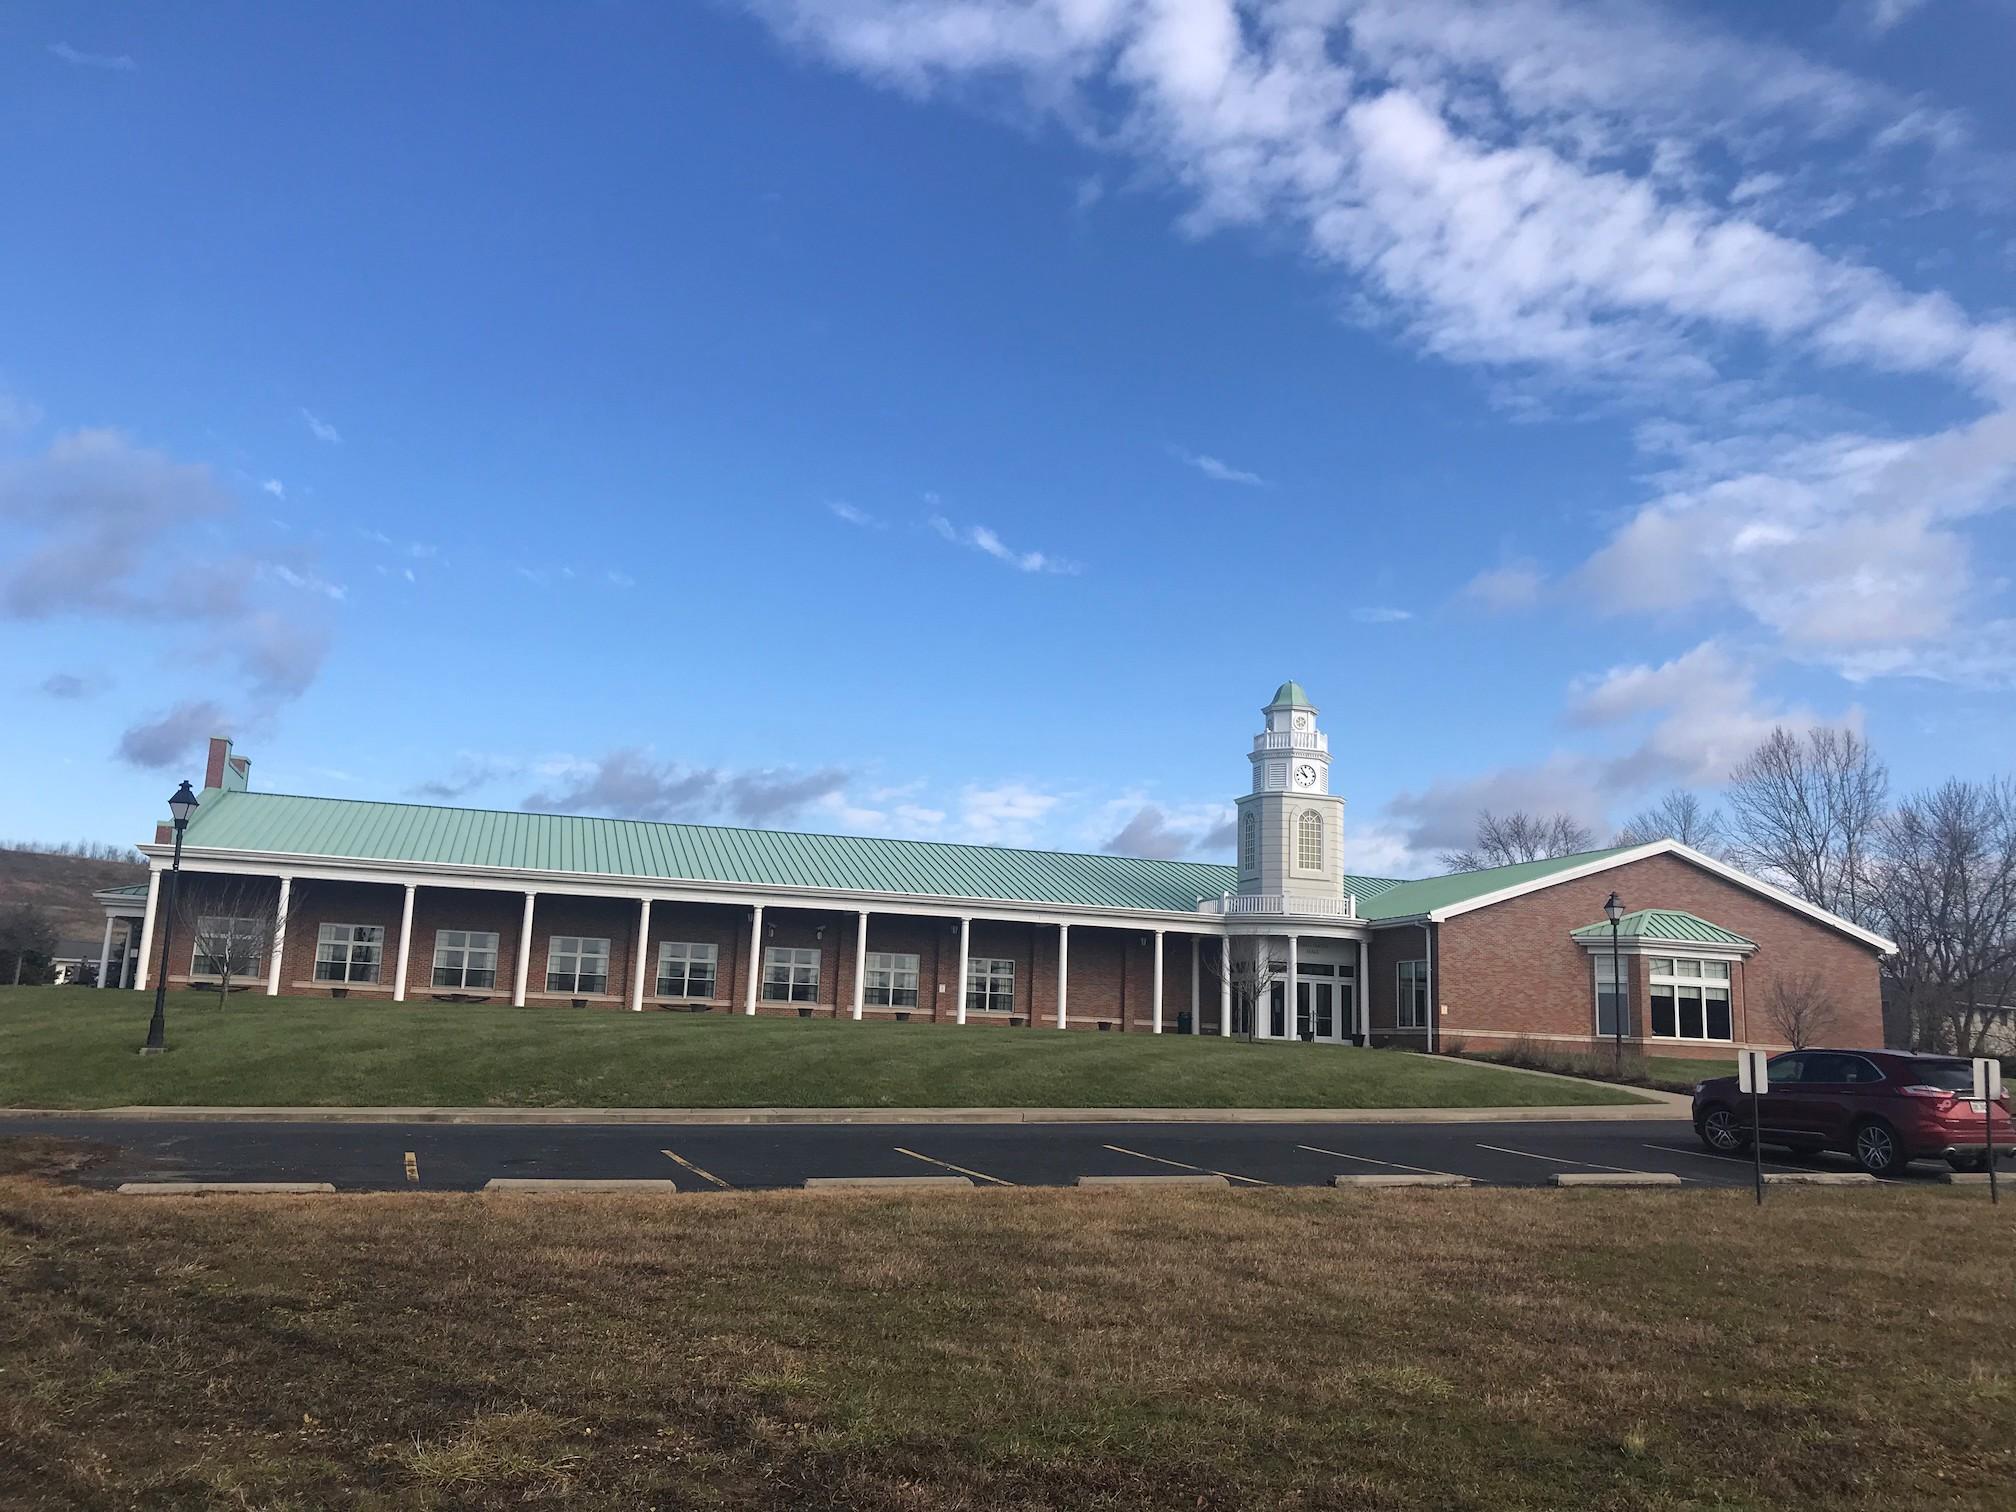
1972,1057,2003,1205
1737,1049,1770,1204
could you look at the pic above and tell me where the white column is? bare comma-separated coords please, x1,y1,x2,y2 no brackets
1358,936,1372,1044
1056,922,1070,1029
512,892,536,1007
1189,936,1200,1034
1219,938,1232,1036
96,915,117,990
630,897,651,1012
852,910,868,1020
393,884,416,1003
1286,934,1300,1042
1151,929,1165,1034
955,916,971,1026
134,869,162,992
1252,936,1270,1040
266,875,291,996
745,905,764,1014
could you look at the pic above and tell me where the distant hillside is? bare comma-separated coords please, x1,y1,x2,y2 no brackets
0,847,147,941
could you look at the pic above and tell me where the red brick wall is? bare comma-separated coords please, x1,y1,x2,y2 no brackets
1366,924,1428,1046
1434,852,1884,1056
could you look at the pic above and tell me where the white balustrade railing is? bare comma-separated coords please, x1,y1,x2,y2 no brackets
1196,892,1359,920
1250,730,1328,754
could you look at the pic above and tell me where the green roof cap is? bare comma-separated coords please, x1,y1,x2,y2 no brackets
1268,680,1313,708
1571,908,1756,949
173,787,1408,917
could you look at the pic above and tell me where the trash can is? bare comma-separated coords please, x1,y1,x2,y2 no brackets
1176,1010,1194,1035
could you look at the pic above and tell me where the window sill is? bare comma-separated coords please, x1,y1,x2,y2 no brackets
526,991,622,1004
291,978,392,993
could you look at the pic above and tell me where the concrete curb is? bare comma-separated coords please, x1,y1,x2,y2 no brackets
483,1178,678,1193
1332,1173,1471,1189
1934,1171,2005,1186
1763,1172,1877,1186
1,1101,1673,1127
1551,1172,1683,1188
1077,1174,1229,1188
115,1181,335,1195
803,1175,973,1190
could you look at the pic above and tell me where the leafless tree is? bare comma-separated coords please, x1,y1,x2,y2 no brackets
1871,778,2016,1055
1725,726,1888,925
0,903,59,985
1763,969,1840,1050
1439,810,1595,872
173,878,286,1005
1199,939,1283,1042
1613,789,1726,855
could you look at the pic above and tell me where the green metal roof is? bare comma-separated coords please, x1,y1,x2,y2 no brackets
174,788,1413,916
1352,845,1640,922
1571,908,1756,948
97,882,150,898
1268,680,1313,708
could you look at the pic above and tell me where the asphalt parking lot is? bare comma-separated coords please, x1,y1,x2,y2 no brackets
6,1114,2002,1191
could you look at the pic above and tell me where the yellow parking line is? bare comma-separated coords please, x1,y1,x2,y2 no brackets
1102,1143,1267,1186
660,1148,732,1190
894,1146,1014,1186
403,1151,419,1183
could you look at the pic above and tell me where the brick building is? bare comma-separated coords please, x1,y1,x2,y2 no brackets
96,683,1892,1055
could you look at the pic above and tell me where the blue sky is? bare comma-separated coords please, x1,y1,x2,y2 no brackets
4,0,2014,876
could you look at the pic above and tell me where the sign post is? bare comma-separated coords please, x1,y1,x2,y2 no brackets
1738,1049,1769,1206
1972,1057,2003,1206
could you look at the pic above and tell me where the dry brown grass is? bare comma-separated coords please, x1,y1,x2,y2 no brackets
0,1176,2010,1510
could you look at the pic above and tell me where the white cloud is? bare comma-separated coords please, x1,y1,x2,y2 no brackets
48,41,135,71
262,563,347,603
828,499,885,528
261,478,286,500
1350,606,1412,624
607,570,636,588
1175,448,1265,486
1462,560,1545,611
1861,0,1930,35
299,408,341,445
956,782,1063,844
1074,174,1105,211
0,392,44,434
929,513,1082,574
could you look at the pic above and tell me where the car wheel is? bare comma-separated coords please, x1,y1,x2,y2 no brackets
1700,1106,1747,1153
1853,1119,1903,1177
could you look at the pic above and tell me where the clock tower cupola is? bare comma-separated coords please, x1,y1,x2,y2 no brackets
1234,681,1346,902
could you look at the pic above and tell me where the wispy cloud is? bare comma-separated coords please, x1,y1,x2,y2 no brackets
261,563,347,603
1350,606,1413,625
523,750,853,826
0,393,43,435
48,41,135,72
827,499,885,528
261,478,286,500
1462,561,1546,612
299,408,341,445
928,513,1081,574
1174,448,1265,487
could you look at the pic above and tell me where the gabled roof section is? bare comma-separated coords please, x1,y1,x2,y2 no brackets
1571,909,1756,950
1356,845,1639,921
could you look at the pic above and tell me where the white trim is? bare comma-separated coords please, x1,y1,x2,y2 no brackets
135,869,161,992
745,906,763,1014
1574,935,1752,961
1414,840,1896,953
1056,921,1069,1029
97,914,117,990
1152,929,1165,1034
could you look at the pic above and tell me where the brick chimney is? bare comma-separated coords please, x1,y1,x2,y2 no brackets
203,737,252,793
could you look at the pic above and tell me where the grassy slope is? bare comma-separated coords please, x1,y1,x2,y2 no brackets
0,847,145,942
0,987,1645,1109
1,1179,2008,1509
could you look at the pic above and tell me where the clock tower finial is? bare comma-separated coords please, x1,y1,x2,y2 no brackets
1235,681,1346,900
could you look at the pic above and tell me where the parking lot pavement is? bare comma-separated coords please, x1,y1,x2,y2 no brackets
7,1114,2000,1192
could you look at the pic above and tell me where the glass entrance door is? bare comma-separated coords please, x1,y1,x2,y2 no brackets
1295,980,1338,1040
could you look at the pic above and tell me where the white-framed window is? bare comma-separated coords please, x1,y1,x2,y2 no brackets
432,929,499,989
1296,810,1323,870
314,923,383,983
1396,959,1429,1029
191,916,266,978
656,941,717,999
1241,812,1259,871
763,946,820,1003
864,951,920,1007
967,956,1015,1014
1592,954,1627,1037
546,935,610,994
1646,955,1734,1042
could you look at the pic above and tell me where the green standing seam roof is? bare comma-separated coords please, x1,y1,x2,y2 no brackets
176,787,1413,917
1351,845,1640,921
1268,680,1313,707
97,882,150,898
1570,909,1756,948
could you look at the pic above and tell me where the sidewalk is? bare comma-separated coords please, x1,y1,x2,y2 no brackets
3,1093,1690,1126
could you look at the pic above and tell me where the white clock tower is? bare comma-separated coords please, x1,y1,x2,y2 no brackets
1235,681,1346,903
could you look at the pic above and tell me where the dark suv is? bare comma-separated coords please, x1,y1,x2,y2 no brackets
1693,1049,2014,1176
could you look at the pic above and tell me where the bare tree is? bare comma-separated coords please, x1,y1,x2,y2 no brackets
1763,969,1840,1050
174,878,286,1005
1613,789,1726,854
1440,811,1595,872
1726,726,1888,925
1199,939,1283,1042
0,903,59,985
1872,778,2016,1055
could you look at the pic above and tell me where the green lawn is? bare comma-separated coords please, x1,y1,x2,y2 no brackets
0,987,1649,1110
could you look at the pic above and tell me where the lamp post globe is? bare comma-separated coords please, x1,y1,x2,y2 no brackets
1602,891,1625,1072
141,781,200,1056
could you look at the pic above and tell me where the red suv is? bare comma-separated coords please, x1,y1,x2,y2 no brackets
1693,1049,2014,1177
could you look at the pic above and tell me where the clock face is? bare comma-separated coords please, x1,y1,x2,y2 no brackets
1293,763,1318,789
1293,713,1311,731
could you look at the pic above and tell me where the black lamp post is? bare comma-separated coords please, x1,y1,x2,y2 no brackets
140,780,200,1056
1603,890,1626,1074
